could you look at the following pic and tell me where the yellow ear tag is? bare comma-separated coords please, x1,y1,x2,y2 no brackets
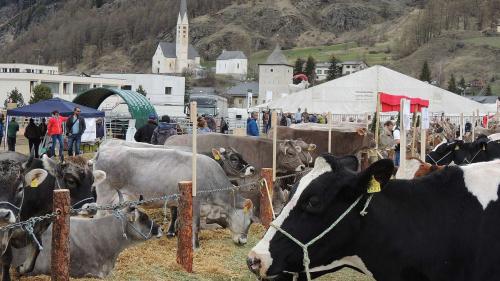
367,176,381,194
214,154,221,161
31,179,39,188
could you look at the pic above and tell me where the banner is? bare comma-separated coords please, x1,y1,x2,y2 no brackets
247,92,253,111
421,108,430,130
81,118,96,142
403,99,411,131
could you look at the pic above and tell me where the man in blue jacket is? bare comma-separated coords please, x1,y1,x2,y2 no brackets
247,112,260,137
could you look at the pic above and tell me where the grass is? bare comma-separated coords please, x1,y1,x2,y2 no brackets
21,209,374,281
463,36,500,49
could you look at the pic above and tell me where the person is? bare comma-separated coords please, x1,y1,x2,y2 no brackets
47,110,68,161
134,114,157,143
302,109,309,123
96,118,105,139
0,115,4,147
7,117,19,151
385,120,400,167
151,115,177,145
247,112,259,137
39,117,47,137
280,114,287,126
220,117,229,134
286,114,292,127
263,112,270,133
197,117,211,133
318,114,325,124
295,108,302,124
205,115,216,132
65,107,86,156
309,114,318,123
24,118,42,157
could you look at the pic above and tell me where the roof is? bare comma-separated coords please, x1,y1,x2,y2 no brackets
265,45,289,65
266,65,491,114
73,88,156,128
342,61,366,65
466,95,500,104
179,0,187,17
226,81,259,97
191,87,216,95
217,51,247,60
7,98,104,118
158,42,200,60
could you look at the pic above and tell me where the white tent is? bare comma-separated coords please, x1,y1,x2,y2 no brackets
267,65,491,114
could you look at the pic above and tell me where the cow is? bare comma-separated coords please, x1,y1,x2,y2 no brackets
247,155,500,281
291,139,316,167
0,152,28,163
426,136,500,166
12,190,162,278
164,134,307,174
93,146,256,247
1,155,106,281
396,158,445,179
99,139,255,180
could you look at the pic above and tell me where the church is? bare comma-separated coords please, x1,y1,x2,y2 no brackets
152,0,201,74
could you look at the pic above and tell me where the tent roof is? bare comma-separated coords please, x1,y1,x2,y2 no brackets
7,98,104,118
266,65,492,114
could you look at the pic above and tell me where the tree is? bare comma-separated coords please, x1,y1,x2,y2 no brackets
326,55,342,81
304,56,316,84
457,76,467,95
136,85,147,96
4,88,25,108
29,84,53,104
485,84,492,96
448,74,458,94
293,58,305,74
419,61,431,82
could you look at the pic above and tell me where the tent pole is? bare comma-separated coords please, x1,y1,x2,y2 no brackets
411,112,418,157
4,116,8,150
460,113,464,140
472,111,475,141
375,93,381,150
399,99,407,172
328,112,332,154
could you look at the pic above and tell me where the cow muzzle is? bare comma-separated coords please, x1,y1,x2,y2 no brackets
247,249,273,279
295,165,306,172
0,208,16,226
78,203,98,217
245,166,256,176
233,234,248,245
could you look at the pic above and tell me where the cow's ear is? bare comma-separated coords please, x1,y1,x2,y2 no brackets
42,155,58,176
92,170,106,186
25,169,48,187
358,159,394,194
212,148,223,161
308,143,317,151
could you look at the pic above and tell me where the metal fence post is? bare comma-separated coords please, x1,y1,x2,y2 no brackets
51,189,70,281
260,168,274,229
177,181,193,273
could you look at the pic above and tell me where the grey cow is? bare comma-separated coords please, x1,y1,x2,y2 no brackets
13,206,161,278
93,146,255,246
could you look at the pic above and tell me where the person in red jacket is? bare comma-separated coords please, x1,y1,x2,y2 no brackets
47,110,68,161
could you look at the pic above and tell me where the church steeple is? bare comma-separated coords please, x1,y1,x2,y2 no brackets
176,0,189,72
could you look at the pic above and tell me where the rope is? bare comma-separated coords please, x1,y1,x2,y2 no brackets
360,194,374,216
261,178,276,220
426,150,452,165
270,195,363,280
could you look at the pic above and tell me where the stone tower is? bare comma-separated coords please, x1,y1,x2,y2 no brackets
258,45,293,104
175,0,189,73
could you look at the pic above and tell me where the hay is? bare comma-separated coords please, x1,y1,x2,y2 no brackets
20,209,373,281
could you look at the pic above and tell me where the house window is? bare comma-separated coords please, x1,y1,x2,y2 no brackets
346,65,351,69
237,63,240,69
316,70,322,74
158,61,160,64
165,87,172,95
270,68,274,72
346,71,351,75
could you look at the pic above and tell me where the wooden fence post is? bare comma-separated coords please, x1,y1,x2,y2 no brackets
51,189,70,281
327,112,333,154
260,168,274,229
272,111,278,182
177,181,193,273
360,151,369,171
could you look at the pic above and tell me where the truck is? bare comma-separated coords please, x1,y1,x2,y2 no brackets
186,94,228,117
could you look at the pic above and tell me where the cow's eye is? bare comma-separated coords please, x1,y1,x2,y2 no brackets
304,196,322,213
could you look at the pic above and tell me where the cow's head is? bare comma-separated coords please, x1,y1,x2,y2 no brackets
277,140,306,173
42,155,106,211
247,155,393,279
0,160,47,255
205,197,256,245
291,139,317,166
425,138,468,165
211,147,255,178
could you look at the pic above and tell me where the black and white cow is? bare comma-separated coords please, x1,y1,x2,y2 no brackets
248,154,500,281
1,155,105,281
426,136,500,166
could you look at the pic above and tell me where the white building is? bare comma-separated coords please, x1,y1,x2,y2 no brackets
315,61,368,81
215,50,247,79
0,64,127,107
258,45,293,104
0,63,59,75
97,73,186,116
151,0,201,74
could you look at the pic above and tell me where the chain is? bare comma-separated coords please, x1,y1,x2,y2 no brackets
0,211,59,233
71,194,181,214
274,169,312,182
196,180,262,195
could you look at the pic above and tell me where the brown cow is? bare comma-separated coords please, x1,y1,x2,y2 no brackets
395,158,445,179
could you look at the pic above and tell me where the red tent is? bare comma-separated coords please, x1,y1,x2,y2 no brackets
379,92,429,113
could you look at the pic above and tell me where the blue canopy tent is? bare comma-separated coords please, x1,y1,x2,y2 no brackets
5,98,105,151
7,98,105,118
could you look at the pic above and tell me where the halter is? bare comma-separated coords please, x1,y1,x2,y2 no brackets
270,195,365,281
219,158,251,176
426,150,452,165
71,197,95,209
112,209,154,240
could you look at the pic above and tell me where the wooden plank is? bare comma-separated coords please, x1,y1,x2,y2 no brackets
191,102,197,196
177,181,193,273
272,111,277,181
260,168,274,229
51,189,70,281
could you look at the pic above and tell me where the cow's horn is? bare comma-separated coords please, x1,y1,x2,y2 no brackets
115,188,124,204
